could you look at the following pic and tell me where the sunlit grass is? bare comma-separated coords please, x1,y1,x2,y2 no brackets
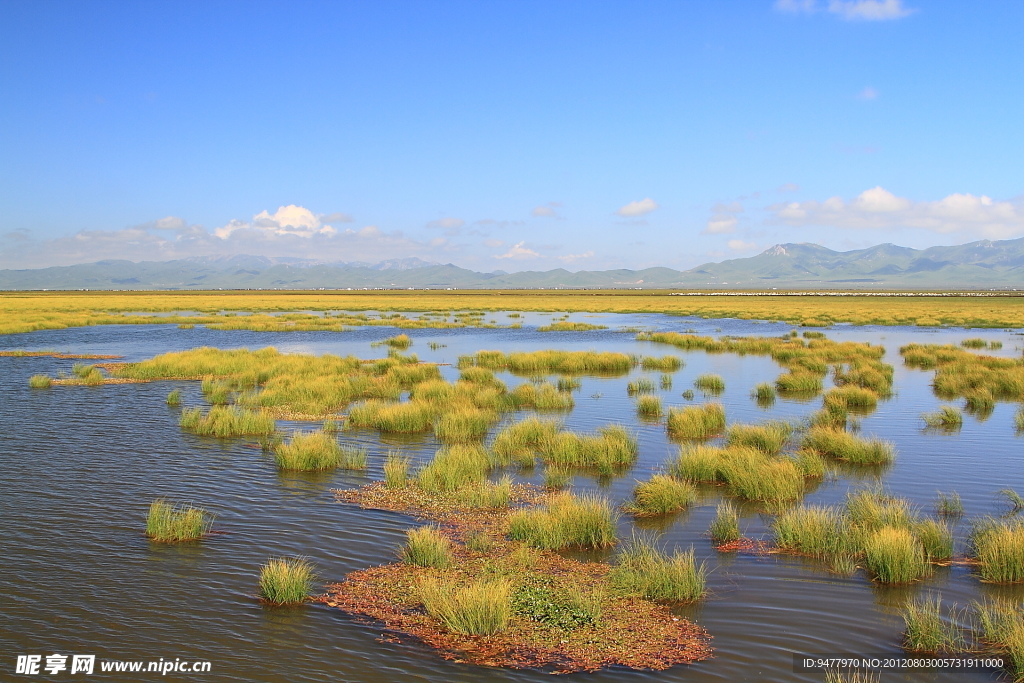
902,593,960,653
862,526,931,584
970,517,1024,583
417,444,491,493
145,499,213,542
666,402,725,439
724,421,792,455
624,475,696,516
609,536,706,602
802,426,895,465
418,576,512,636
383,451,412,489
709,501,740,544
179,405,276,437
258,557,316,605
28,374,52,388
693,374,725,395
508,492,617,549
402,526,453,568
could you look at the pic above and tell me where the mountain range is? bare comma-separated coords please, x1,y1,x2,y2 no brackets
3,238,1024,290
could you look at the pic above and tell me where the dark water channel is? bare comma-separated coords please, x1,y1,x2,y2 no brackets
2,313,1023,682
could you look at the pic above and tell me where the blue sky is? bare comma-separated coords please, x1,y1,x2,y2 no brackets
1,0,1022,270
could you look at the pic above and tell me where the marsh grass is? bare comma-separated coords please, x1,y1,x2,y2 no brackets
709,501,740,544
455,475,514,508
609,536,706,602
490,417,561,467
970,517,1024,583
508,493,617,549
936,491,964,517
460,349,633,376
916,519,954,561
258,557,316,605
166,389,182,406
791,449,827,478
961,338,989,348
802,427,895,465
640,355,682,372
322,417,340,432
724,421,792,454
384,451,412,488
146,499,212,542
418,576,512,636
660,374,673,390
666,403,725,439
376,333,412,349
417,444,490,492
973,600,1024,679
627,377,656,395
823,671,879,683
635,394,663,417
179,405,276,437
902,594,962,653
922,406,963,429
773,505,850,558
681,389,695,400
824,386,879,413
694,374,725,395
863,526,931,584
434,407,494,443
272,431,349,470
542,465,571,489
464,530,495,553
1001,489,1024,512
201,378,232,405
556,377,582,392
348,400,435,433
776,372,824,394
719,449,804,503
751,382,775,405
28,374,52,388
624,475,697,516
402,526,453,568
510,382,575,410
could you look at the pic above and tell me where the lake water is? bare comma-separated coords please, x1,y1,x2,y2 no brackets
2,312,1023,682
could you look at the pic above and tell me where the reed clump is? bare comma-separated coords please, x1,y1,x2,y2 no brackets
609,537,706,602
508,493,618,549
258,557,316,605
902,594,961,653
273,431,353,471
28,374,53,388
970,517,1024,583
709,501,740,544
538,425,639,474
510,382,575,411
376,333,412,349
639,355,682,371
627,377,656,395
725,421,793,455
773,506,851,558
666,403,725,439
145,499,213,542
402,526,453,568
166,389,182,406
459,349,634,376
823,385,879,413
624,475,697,516
417,444,491,493
490,417,561,467
417,576,513,636
179,405,276,437
433,407,495,443
693,374,725,395
802,427,895,465
347,400,435,433
383,451,412,488
922,406,963,429
635,394,663,417
751,382,775,404
936,491,963,517
862,526,932,584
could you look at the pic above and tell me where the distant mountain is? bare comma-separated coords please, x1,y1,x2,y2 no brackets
3,238,1024,290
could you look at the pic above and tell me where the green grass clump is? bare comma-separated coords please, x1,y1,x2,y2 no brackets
973,600,1024,679
455,475,514,508
179,405,276,437
201,378,232,405
863,526,931,584
377,333,413,349
660,374,673,390
166,389,182,406
802,426,895,465
460,349,633,376
537,425,638,474
624,475,697,516
609,536,706,602
510,382,575,410
28,374,53,388
936,491,963,517
666,402,725,439
418,444,490,493
824,385,879,412
322,417,340,432
347,400,435,433
434,407,494,443
791,449,827,478
915,519,954,561
845,488,915,531
383,451,411,488
694,374,725,395
961,338,988,348
773,505,850,557
751,382,775,404
1002,489,1024,512
258,557,316,605
464,530,494,552
635,394,663,417
402,526,453,568
490,417,561,467
681,389,695,400
627,377,656,395
418,576,512,636
508,492,617,549
512,584,603,630
902,594,960,653
970,517,1024,583
542,465,571,489
718,448,805,503
556,377,582,392
725,421,792,454
709,501,740,544
823,670,879,683
273,430,350,471
922,406,963,428
145,499,213,542
639,355,682,372
775,371,823,394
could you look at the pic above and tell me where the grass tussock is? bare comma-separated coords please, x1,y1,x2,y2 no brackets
508,492,618,549
824,385,879,413
639,355,682,372
166,389,182,406
537,321,607,332
490,417,561,467
510,382,575,410
376,333,413,349
668,444,806,503
624,475,697,516
459,349,634,376
635,394,663,417
146,499,213,542
936,491,963,517
970,517,1024,583
802,426,895,465
259,557,316,605
348,400,435,433
383,451,412,489
28,374,53,388
751,382,775,404
709,501,740,544
540,425,638,474
273,431,365,471
556,377,581,392
724,421,792,454
1002,489,1024,512
627,377,656,395
773,505,851,558
693,374,725,395
610,536,706,602
179,405,276,437
418,444,491,493
418,576,513,636
403,526,453,568
902,594,961,653
666,403,725,439
433,407,495,443
922,405,963,429
862,526,932,584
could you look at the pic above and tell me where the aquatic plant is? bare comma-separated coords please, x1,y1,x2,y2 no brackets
961,338,988,349
862,526,931,584
508,493,617,549
556,377,582,392
418,576,512,636
542,465,571,489
179,405,276,437
383,451,412,489
347,400,435,433
418,444,491,493
509,382,575,410
709,501,740,544
455,476,514,508
258,557,316,605
627,377,656,395
802,427,895,465
402,526,453,568
1001,489,1024,513
459,349,633,376
666,403,725,439
902,594,960,653
28,374,52,388
724,421,792,455
639,355,682,372
916,519,953,561
970,517,1024,583
609,537,706,602
718,448,804,503
823,386,879,412
166,389,182,406
693,374,725,395
635,394,663,417
935,491,963,517
537,321,607,332
434,407,494,443
376,333,412,349
145,499,212,542
751,382,775,403
922,406,963,428
624,475,696,516
660,373,673,390
273,431,353,471
772,506,850,558
490,417,561,467
680,389,695,400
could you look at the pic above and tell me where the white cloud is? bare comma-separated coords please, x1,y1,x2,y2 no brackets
771,186,1024,239
727,239,759,251
857,86,879,100
616,198,659,217
558,251,594,263
494,241,541,260
215,205,341,239
704,216,738,234
426,217,465,236
777,183,801,193
775,0,913,20
531,202,564,218
828,0,913,20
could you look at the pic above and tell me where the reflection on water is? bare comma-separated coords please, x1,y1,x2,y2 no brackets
2,314,1020,682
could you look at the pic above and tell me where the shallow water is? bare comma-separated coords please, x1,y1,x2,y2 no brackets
2,314,1023,682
